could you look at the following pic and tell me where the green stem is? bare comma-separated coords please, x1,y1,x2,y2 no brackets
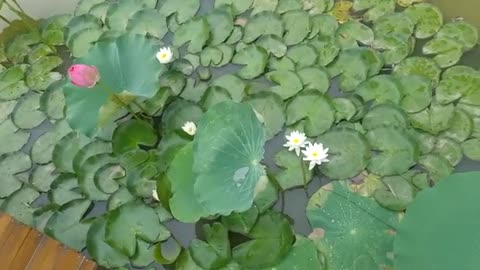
10,0,26,14
5,1,38,33
130,98,150,116
0,15,11,24
97,82,142,122
300,157,308,190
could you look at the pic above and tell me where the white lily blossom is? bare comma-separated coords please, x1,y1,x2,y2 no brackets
152,188,160,201
156,47,173,64
283,130,308,156
302,142,329,170
182,121,197,136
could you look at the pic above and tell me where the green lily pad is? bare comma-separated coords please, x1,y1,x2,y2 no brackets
0,100,16,123
105,0,149,32
336,21,374,49
200,86,232,110
233,211,294,268
112,120,157,154
461,138,480,161
286,44,318,69
286,90,335,137
193,101,266,216
34,205,59,233
107,187,135,211
405,3,443,39
266,70,303,100
319,128,370,180
418,154,453,182
190,223,231,269
105,201,170,256
94,163,124,194
251,0,279,15
73,140,112,173
275,0,302,13
374,175,414,211
40,80,66,121
53,132,91,173
308,35,340,66
173,17,210,54
274,149,313,190
243,92,285,140
307,181,398,270
215,0,253,14
393,57,441,86
272,235,322,269
397,75,432,113
0,152,31,198
45,199,93,251
29,163,57,192
78,153,118,200
28,44,55,64
309,14,338,38
409,103,454,135
408,128,436,155
362,103,409,130
357,0,396,22
282,10,311,46
372,35,410,65
206,9,234,46
48,173,83,205
433,137,462,166
31,120,72,164
356,75,402,105
436,20,478,49
160,99,203,134
256,35,287,58
442,108,473,142
243,11,283,43
75,0,105,15
373,12,414,39
327,49,369,92
333,98,357,123
127,10,168,39
1,187,39,226
67,27,103,58
0,66,29,101
159,0,200,23
131,239,156,267
423,36,463,68
12,92,46,129
394,172,480,270
435,65,480,105
297,67,330,93
211,74,245,102
306,0,334,15
221,206,259,234
64,34,164,137
232,45,268,79
0,119,29,156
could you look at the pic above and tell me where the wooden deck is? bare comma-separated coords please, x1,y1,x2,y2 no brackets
0,213,97,270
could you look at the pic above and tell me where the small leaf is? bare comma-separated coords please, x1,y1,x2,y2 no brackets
266,70,303,100
1,187,39,226
274,149,313,190
409,103,454,135
222,206,259,234
232,45,268,79
173,17,210,53
0,119,29,156
243,92,285,140
159,0,200,23
243,11,283,43
374,175,414,211
393,57,441,86
112,120,157,155
405,3,443,39
127,10,168,39
282,10,311,46
0,152,31,198
418,154,453,182
461,139,480,161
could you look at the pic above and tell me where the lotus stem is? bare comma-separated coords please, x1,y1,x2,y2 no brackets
97,82,143,122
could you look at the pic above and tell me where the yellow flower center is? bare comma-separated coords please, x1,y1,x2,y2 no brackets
161,53,167,59
312,151,319,158
293,138,300,144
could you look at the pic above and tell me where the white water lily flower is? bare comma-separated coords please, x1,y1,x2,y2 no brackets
182,121,197,136
156,47,173,64
302,142,329,170
283,130,308,156
152,188,160,201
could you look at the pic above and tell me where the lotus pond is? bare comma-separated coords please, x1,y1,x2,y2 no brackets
1,0,480,269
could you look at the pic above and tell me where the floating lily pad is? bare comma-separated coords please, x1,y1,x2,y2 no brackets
206,9,234,46
282,10,311,46
78,153,117,200
67,27,103,58
362,103,409,130
397,75,432,113
256,35,287,58
286,44,318,69
1,187,39,226
374,175,414,211
333,98,357,123
0,152,31,198
243,92,285,140
31,120,72,164
274,149,313,190
336,21,374,49
435,65,480,105
436,20,478,49
442,108,473,142
112,120,157,154
372,35,410,65
356,75,402,105
393,57,441,86
309,14,338,38
40,80,66,121
0,100,16,123
0,119,29,156
461,139,480,161
423,36,463,68
190,223,231,269
48,173,83,206
221,206,259,234
409,103,454,135
127,10,168,39
29,163,57,192
0,66,29,101
433,137,462,166
73,140,112,173
266,70,303,100
232,45,268,79
418,154,453,182
243,11,284,43
405,3,443,39
12,93,46,129
159,0,200,23
373,12,414,40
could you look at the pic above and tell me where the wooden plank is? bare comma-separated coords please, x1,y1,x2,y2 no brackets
53,245,83,270
0,221,31,266
25,236,61,270
0,214,13,243
78,258,97,270
8,230,43,270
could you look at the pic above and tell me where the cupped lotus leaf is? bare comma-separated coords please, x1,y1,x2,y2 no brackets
73,140,112,173
87,216,129,268
367,127,419,176
418,154,453,182
356,75,403,105
432,137,462,166
40,81,66,121
437,20,478,49
190,223,231,269
78,153,118,200
397,75,432,113
362,103,409,130
282,10,311,46
31,120,72,164
244,92,285,140
286,44,318,68
105,0,151,31
266,70,303,100
0,119,29,156
233,211,294,268
373,13,414,40
461,138,480,161
127,10,168,39
274,149,313,190
394,172,480,270
298,67,330,93
336,21,374,49
405,3,443,39
319,128,370,180
256,35,287,58
221,206,259,234
1,187,39,226
374,175,414,211
0,66,29,101
167,143,208,223
211,74,245,102
372,35,410,65
286,90,335,137
94,164,124,194
215,0,253,14
45,199,92,251
271,235,322,269
106,201,170,256
393,57,441,86
64,34,164,137
333,98,357,122
159,0,200,23
409,103,454,135
435,66,480,105
308,35,340,66
0,152,31,198
112,120,157,154
442,108,473,142
243,11,284,43
192,101,266,216
232,45,268,79
306,181,398,270
423,36,463,68
206,9,234,46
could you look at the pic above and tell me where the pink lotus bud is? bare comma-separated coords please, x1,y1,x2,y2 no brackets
68,64,100,88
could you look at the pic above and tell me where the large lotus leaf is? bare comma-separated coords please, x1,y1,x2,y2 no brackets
232,45,268,79
418,154,453,182
266,70,303,100
423,36,464,68
436,20,478,49
274,149,313,190
233,211,294,268
106,201,170,257
45,199,92,251
167,143,208,223
0,66,29,101
112,120,157,154
367,127,419,176
286,44,318,69
336,21,374,49
1,187,39,226
373,12,414,40
319,128,370,180
435,66,480,105
393,57,441,86
307,181,399,270
282,10,311,46
31,120,72,164
356,75,403,105
127,9,168,39
0,152,31,198
271,235,322,269
394,172,480,270
397,75,432,113
243,11,284,43
243,92,285,140
192,101,266,216
12,92,45,129
87,216,129,268
0,119,29,156
64,34,163,137
409,103,454,135
405,3,443,39
362,103,409,130
308,35,340,67
251,0,279,15
442,108,473,142
372,35,411,65
159,0,200,23
286,90,335,137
